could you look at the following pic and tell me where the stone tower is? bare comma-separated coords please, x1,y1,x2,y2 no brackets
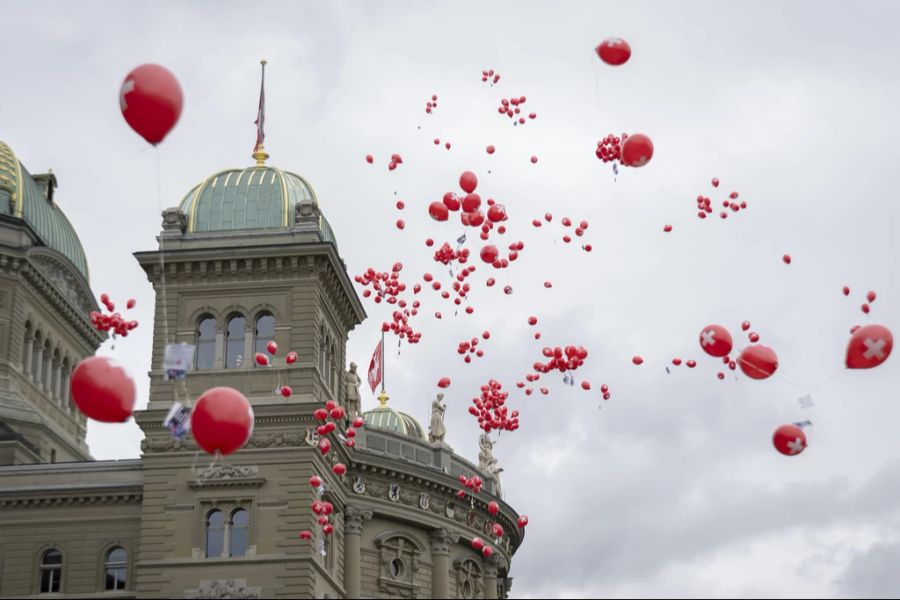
0,140,102,466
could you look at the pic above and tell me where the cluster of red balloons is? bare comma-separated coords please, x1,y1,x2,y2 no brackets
696,178,747,220
456,474,485,498
595,37,631,66
388,153,403,172
458,332,490,364
497,95,536,126
425,94,438,114
306,495,336,538
595,133,627,163
431,242,471,266
698,323,777,380
252,341,299,397
468,379,520,433
481,69,501,85
471,536,495,559
119,64,182,145
532,213,592,252
425,266,475,310
430,171,491,231
70,356,136,423
90,293,139,338
191,387,254,455
355,264,423,344
534,345,589,374
314,400,365,452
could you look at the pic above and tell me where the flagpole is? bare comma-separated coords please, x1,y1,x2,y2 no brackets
380,330,385,394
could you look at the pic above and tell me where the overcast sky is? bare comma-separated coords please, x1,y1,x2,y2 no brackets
4,1,900,597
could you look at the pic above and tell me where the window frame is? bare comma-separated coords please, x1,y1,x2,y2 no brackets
37,547,63,594
103,545,128,591
195,314,218,370
253,312,275,369
224,313,247,369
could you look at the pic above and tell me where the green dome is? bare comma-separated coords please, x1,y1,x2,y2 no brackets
180,165,326,234
364,404,427,441
0,141,89,280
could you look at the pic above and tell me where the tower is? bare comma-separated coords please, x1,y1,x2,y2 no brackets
0,140,102,466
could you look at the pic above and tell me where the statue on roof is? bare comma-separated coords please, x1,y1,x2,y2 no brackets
479,432,503,499
428,393,447,443
344,362,362,417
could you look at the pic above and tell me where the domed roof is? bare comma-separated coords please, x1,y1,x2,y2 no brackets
363,394,427,441
0,141,89,280
179,164,323,233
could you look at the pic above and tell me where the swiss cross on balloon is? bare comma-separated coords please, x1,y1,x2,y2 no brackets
699,324,733,358
846,324,893,369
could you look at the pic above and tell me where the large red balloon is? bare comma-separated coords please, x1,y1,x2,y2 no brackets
480,245,499,264
429,201,449,222
621,134,653,167
846,324,893,369
595,38,632,66
191,387,254,455
460,171,478,193
119,64,183,145
773,424,806,456
738,345,778,380
70,356,136,422
699,324,733,358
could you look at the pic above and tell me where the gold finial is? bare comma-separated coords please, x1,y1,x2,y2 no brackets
252,145,269,166
377,390,390,407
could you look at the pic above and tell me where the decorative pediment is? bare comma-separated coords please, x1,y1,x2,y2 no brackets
184,579,261,599
27,250,95,314
189,464,265,489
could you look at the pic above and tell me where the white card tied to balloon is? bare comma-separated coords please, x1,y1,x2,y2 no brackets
797,394,814,409
163,343,195,380
164,402,192,439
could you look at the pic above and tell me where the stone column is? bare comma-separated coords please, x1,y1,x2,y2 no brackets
22,334,33,374
429,528,457,599
244,323,255,369
213,326,225,369
33,345,43,386
344,505,372,599
484,554,499,599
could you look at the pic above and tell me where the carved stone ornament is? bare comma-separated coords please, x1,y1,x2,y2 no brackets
143,432,308,453
196,464,259,481
419,492,430,510
161,207,187,233
28,252,93,314
184,578,261,599
388,483,401,502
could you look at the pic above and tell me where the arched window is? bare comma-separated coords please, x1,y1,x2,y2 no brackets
61,359,72,412
205,510,225,558
41,341,52,391
51,349,61,401
254,313,275,366
195,315,217,370
104,547,127,591
39,548,62,593
31,331,42,383
225,314,246,369
229,508,249,557
22,322,33,374
319,325,326,374
329,342,336,390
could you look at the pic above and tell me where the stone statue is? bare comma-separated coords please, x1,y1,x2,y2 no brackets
344,362,362,417
488,461,504,499
478,432,497,472
428,393,447,443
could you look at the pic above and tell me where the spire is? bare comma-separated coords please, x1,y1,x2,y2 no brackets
377,390,390,407
252,59,269,166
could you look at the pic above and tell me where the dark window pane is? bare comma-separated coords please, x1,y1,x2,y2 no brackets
254,314,275,365
225,316,246,369
42,550,62,565
230,508,249,557
206,510,225,558
196,316,217,370
107,547,127,564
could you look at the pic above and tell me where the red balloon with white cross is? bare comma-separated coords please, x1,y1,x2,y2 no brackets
772,424,807,456
699,324,733,358
846,324,893,369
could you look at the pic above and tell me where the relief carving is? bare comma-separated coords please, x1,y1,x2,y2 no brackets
184,579,261,599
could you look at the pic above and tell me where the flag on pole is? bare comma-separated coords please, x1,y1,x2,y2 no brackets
254,61,266,151
368,338,383,393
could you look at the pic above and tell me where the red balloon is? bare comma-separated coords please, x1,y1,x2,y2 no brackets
462,193,482,213
471,537,484,551
255,352,269,366
429,201,449,222
318,438,331,455
517,515,529,528
438,377,451,388
352,416,365,428
842,286,851,296
773,424,807,456
846,324,893,369
460,171,478,193
266,341,278,355
867,291,877,303
126,298,136,309
738,345,778,380
482,546,494,558
314,408,329,421
711,177,720,188
330,407,345,420
487,145,496,154
299,530,313,540
487,204,507,223
632,356,644,365
309,475,322,488
741,320,751,331
191,387,254,456
783,254,792,264
443,192,461,211
699,324,733,358
487,501,499,516
332,463,347,476
280,385,292,398
119,64,183,145
365,155,374,164
480,245,500,264
595,37,632,66
323,524,334,535
70,356,136,422
492,523,504,538
286,351,299,364
621,133,653,167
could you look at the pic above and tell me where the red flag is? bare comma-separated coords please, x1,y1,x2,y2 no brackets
368,339,383,393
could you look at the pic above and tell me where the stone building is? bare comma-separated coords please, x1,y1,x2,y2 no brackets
0,139,521,598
